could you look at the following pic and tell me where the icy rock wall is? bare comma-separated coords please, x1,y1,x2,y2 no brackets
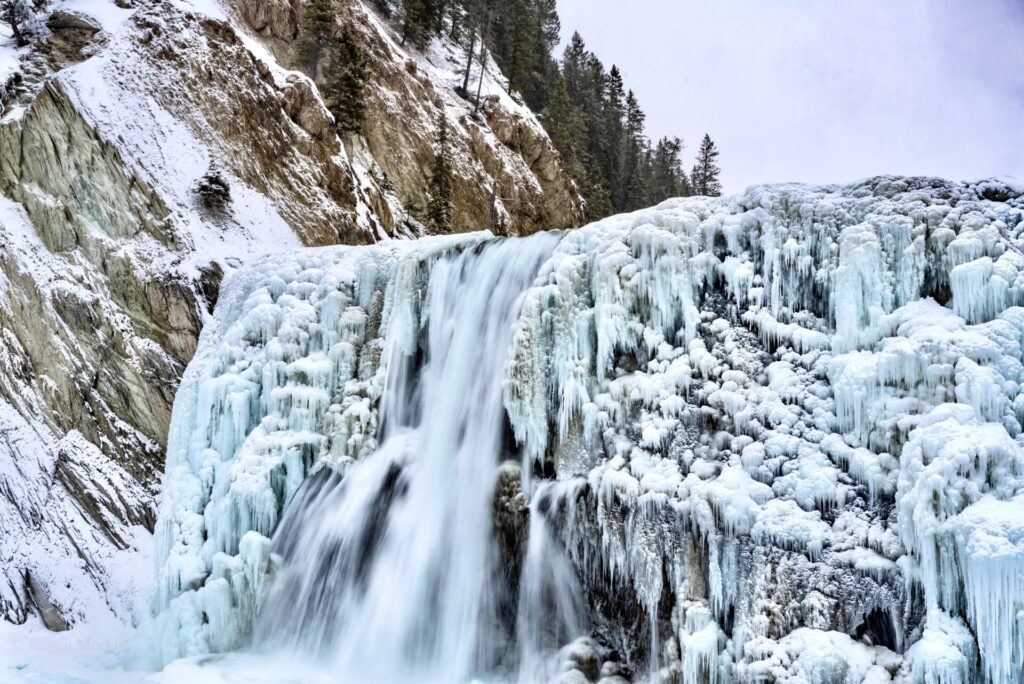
154,231,495,662
155,177,1024,683
503,177,1024,683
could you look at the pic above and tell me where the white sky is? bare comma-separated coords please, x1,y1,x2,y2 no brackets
556,0,1024,193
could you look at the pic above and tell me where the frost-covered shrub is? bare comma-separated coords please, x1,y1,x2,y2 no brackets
1,0,36,48
195,165,231,217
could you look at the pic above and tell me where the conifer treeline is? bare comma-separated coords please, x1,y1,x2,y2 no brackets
305,0,371,134
386,0,724,221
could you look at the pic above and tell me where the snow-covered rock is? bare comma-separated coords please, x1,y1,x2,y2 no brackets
225,0,585,235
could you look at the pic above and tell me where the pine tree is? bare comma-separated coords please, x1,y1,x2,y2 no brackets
368,0,392,17
195,164,232,216
601,65,626,211
534,0,559,54
459,15,478,95
398,0,447,49
621,90,650,210
325,26,370,134
532,0,560,104
649,137,691,202
544,77,585,166
544,75,614,221
561,32,588,99
580,168,612,221
691,133,722,197
426,113,455,232
382,2,722,222
557,33,615,220
456,0,489,97
400,0,428,48
304,0,337,66
1,0,33,47
489,0,538,103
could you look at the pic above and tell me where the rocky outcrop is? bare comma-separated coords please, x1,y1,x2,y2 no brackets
0,76,194,628
226,0,585,234
127,6,390,244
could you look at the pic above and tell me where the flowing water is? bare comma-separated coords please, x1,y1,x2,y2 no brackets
254,233,585,683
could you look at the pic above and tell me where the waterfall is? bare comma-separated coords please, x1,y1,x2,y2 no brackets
156,182,1024,684
251,233,578,682
515,479,588,683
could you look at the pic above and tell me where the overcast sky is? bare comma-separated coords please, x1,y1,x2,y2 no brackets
556,0,1024,193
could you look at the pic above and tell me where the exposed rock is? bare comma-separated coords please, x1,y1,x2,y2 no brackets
493,462,530,631
0,80,175,250
236,0,299,41
281,73,336,142
562,638,602,681
128,6,385,244
198,261,226,315
224,0,585,234
25,571,69,632
46,11,102,34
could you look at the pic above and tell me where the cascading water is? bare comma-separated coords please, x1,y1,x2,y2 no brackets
252,233,582,682
515,479,588,683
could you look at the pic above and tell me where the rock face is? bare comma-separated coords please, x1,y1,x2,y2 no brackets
0,0,583,630
227,0,585,234
0,77,193,627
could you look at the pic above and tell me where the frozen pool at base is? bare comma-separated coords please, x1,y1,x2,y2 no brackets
0,622,567,684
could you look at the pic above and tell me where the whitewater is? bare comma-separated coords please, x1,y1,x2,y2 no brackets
55,178,1024,683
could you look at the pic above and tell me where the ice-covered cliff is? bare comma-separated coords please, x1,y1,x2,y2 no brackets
154,177,1024,683
0,0,582,634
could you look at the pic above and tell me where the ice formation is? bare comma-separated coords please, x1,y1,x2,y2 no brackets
155,177,1024,683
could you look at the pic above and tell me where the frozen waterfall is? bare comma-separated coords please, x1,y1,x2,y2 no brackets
155,178,1024,684
253,233,571,681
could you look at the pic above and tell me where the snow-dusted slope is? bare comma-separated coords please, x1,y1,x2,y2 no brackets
0,0,583,634
154,177,1024,682
226,0,585,234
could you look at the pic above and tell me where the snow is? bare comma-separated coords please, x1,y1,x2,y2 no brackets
0,29,20,83
0,620,152,684
56,26,304,273
58,0,133,33
0,18,28,120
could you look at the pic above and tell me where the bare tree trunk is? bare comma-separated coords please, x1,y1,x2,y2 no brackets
461,26,476,94
3,3,27,48
472,7,491,114
473,44,487,114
